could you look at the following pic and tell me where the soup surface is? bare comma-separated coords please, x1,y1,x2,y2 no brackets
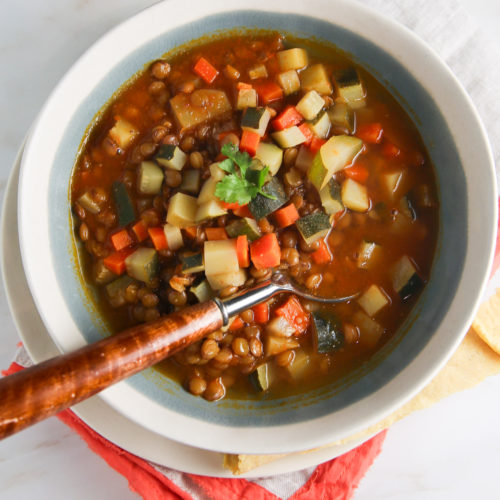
71,33,438,402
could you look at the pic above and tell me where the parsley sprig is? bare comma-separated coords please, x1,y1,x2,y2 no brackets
215,143,276,205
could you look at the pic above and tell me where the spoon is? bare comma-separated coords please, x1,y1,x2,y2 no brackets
0,271,357,439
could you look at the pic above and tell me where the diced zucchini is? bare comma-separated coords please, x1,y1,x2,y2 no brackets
357,240,382,269
357,285,390,317
93,259,115,285
197,177,218,205
391,255,424,301
195,200,227,221
319,178,344,215
249,177,288,220
286,351,311,381
277,48,308,71
265,336,299,356
166,192,198,227
105,275,135,307
181,252,204,273
295,145,315,173
327,103,355,133
163,224,183,251
179,169,201,194
308,135,363,190
311,311,344,353
333,68,366,109
300,64,333,95
307,111,330,139
255,142,283,176
249,363,273,392
271,126,306,149
248,64,268,80
266,316,295,338
204,239,239,276
112,181,136,227
241,107,271,137
277,70,300,95
209,163,226,182
138,161,164,195
296,212,331,244
77,191,101,215
155,145,187,171
170,90,231,129
125,247,158,284
296,90,324,120
383,170,403,197
341,178,370,212
236,88,258,110
108,118,139,149
353,311,384,348
206,268,246,290
190,279,214,302
226,217,261,241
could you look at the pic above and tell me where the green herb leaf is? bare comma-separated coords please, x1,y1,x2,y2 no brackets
215,144,277,205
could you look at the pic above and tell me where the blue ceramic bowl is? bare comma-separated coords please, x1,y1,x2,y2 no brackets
18,0,497,454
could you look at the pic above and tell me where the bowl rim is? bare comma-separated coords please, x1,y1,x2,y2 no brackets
18,0,497,454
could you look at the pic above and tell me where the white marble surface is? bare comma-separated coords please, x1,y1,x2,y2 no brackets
1,1,500,498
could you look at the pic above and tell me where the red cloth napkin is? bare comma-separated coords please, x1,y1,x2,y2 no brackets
3,361,386,500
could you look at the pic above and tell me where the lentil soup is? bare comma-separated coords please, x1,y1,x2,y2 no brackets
70,33,439,402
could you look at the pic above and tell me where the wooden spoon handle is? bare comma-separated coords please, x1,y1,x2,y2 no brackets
0,300,223,440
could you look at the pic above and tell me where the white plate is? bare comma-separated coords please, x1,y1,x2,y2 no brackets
1,143,371,478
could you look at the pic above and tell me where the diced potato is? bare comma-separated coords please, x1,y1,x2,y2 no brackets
249,64,268,80
195,199,227,221
209,162,226,182
170,90,231,129
353,310,384,348
108,117,139,149
206,269,247,290
266,316,295,338
197,178,218,205
277,48,308,71
357,241,382,269
357,285,390,317
255,142,283,176
204,239,239,276
300,64,333,95
163,224,184,251
271,126,307,148
383,170,404,197
341,178,370,212
265,336,300,356
286,350,311,381
296,90,324,120
328,103,355,133
392,255,418,293
277,70,300,95
307,111,330,139
166,192,198,227
237,88,258,110
77,191,101,214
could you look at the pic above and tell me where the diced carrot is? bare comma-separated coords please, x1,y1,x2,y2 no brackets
183,226,198,239
205,227,228,240
193,57,218,84
382,141,401,159
237,82,253,90
311,239,332,264
148,227,168,250
274,295,309,335
252,302,269,324
298,123,313,145
250,233,281,270
131,220,148,242
240,130,261,156
102,248,134,275
344,163,369,183
356,123,384,144
236,235,249,267
274,203,299,228
271,106,303,130
233,204,253,218
308,137,327,154
254,80,283,105
110,229,134,251
229,316,244,331
221,201,246,210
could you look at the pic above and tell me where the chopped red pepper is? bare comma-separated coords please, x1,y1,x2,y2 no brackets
250,233,281,270
271,106,303,130
274,295,310,335
193,57,219,84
